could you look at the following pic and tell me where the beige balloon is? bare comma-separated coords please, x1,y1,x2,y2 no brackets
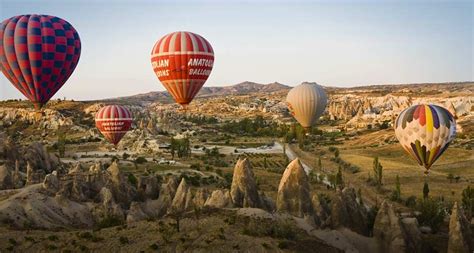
286,82,327,130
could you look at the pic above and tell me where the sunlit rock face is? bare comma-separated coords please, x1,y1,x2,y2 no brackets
448,202,473,253
230,158,262,208
277,158,314,218
373,200,407,253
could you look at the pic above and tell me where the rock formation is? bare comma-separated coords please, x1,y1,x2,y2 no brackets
448,202,473,253
12,160,24,188
42,171,59,192
169,178,194,214
373,200,407,253
330,187,368,235
25,142,59,173
205,189,232,208
126,202,148,223
137,175,159,200
106,161,137,207
154,177,179,217
312,193,331,227
0,165,13,190
68,163,85,174
276,158,313,218
230,158,262,208
97,187,125,219
400,217,422,253
193,188,209,209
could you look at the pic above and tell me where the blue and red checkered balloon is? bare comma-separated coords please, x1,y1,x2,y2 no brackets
0,15,81,109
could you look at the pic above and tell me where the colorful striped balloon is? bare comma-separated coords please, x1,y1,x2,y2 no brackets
95,105,133,146
0,15,81,110
394,104,456,173
151,31,214,108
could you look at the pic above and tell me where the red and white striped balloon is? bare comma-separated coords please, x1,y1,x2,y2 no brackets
95,105,133,146
151,31,214,107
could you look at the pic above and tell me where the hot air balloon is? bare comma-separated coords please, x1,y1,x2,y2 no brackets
394,104,456,174
95,105,133,146
151,31,214,108
286,82,327,131
0,15,81,110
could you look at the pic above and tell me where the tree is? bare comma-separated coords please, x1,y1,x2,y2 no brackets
122,152,130,160
334,149,339,158
263,157,268,169
357,188,364,205
461,185,474,219
170,137,176,159
454,176,461,183
372,157,383,186
335,166,344,189
447,173,454,183
423,182,430,199
391,174,401,201
57,130,67,158
296,125,306,149
318,156,322,170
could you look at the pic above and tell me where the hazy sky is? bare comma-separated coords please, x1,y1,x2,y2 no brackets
0,0,472,100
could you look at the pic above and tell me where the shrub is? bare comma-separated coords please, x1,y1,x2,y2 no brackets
416,198,446,233
96,215,124,229
278,241,291,249
119,236,129,244
242,219,297,240
190,163,201,170
46,244,58,250
47,235,59,241
405,195,417,208
135,156,147,164
149,243,159,250
122,153,130,160
128,174,138,187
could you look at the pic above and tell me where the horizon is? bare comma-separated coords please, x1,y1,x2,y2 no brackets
1,0,473,100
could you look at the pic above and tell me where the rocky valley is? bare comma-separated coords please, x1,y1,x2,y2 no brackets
0,81,473,252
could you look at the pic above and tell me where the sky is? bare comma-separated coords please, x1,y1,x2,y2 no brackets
0,0,472,100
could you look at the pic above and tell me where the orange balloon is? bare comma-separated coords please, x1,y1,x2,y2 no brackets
151,31,214,107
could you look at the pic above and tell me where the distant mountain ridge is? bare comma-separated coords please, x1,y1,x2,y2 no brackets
103,81,291,104
100,81,473,104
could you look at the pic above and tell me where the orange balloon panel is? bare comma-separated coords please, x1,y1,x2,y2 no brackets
151,31,214,106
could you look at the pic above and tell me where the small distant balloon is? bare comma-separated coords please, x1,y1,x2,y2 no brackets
286,82,327,130
95,105,133,146
151,31,214,108
394,104,456,173
0,14,81,110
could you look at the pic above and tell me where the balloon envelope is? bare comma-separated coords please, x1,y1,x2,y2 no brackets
394,104,456,171
0,14,81,109
286,82,327,129
151,31,214,107
95,105,133,146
